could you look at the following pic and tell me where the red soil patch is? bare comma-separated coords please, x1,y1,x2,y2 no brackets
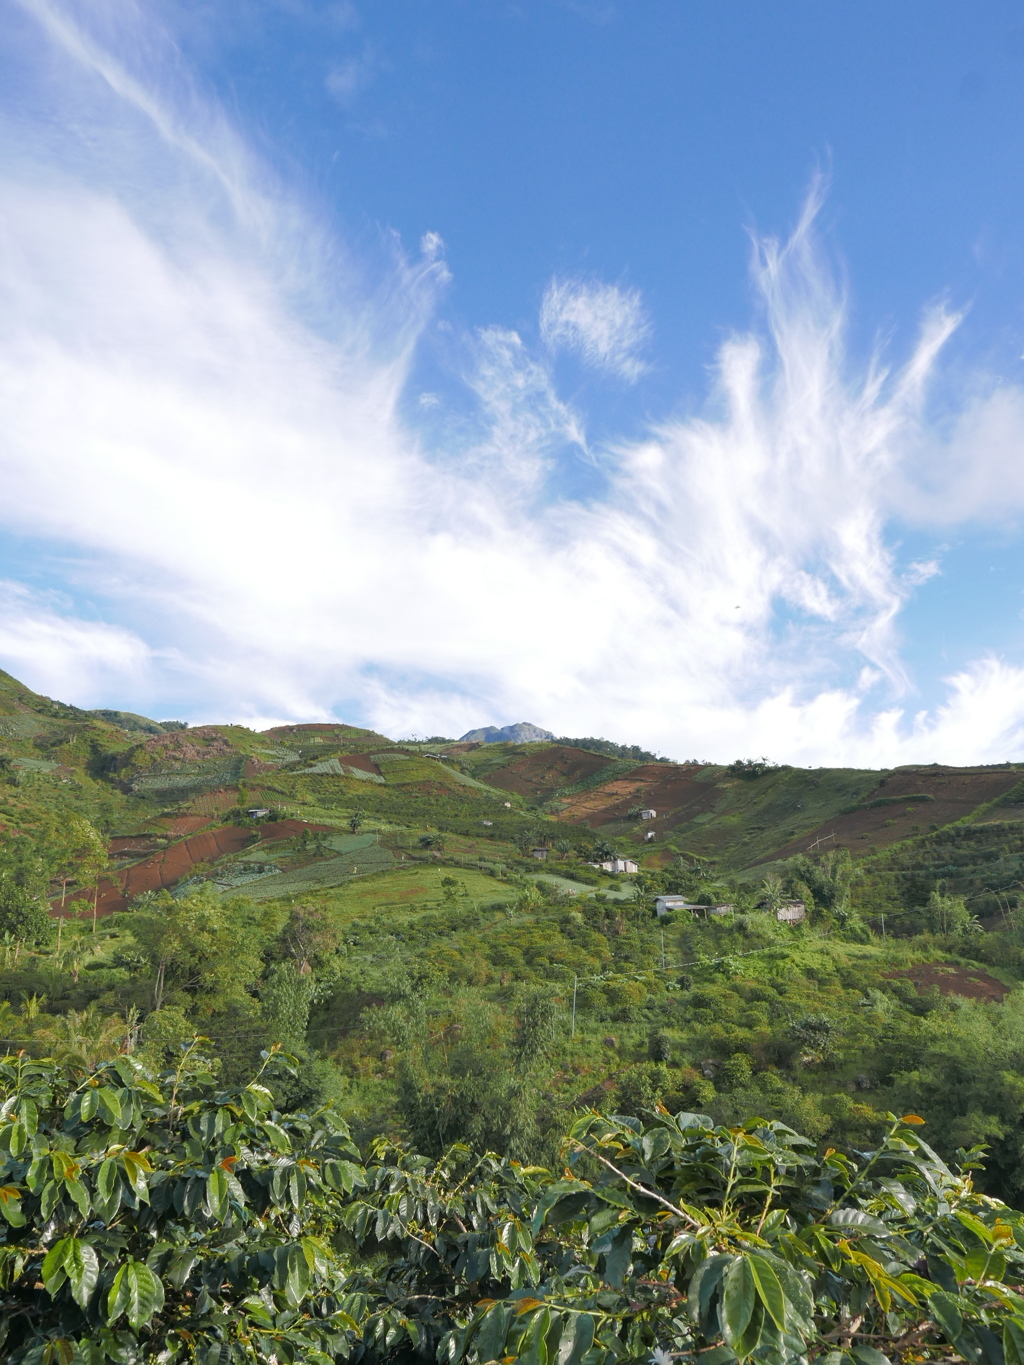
885,963,1008,1003
338,752,382,776
56,818,336,918
764,767,1023,862
485,746,614,798
557,763,718,830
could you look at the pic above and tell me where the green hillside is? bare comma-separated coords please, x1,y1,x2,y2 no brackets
2,669,1024,1199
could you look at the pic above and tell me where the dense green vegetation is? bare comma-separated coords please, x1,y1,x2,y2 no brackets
5,1047,1024,1365
6,662,1024,1299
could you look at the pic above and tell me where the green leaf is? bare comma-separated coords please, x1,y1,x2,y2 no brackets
722,1255,756,1347
732,1299,765,1359
851,1347,892,1365
97,1089,122,1126
107,1260,165,1331
64,1238,99,1311
689,1254,733,1329
475,1304,511,1363
18,1099,37,1136
65,1178,91,1220
165,1248,197,1291
284,1243,311,1306
931,1290,964,1343
289,1163,307,1209
828,1209,889,1236
205,1166,230,1222
39,1180,60,1221
543,1193,591,1226
121,1152,151,1205
602,1224,632,1288
0,1184,25,1226
557,1313,594,1365
1004,1319,1024,1365
517,1307,551,1365
956,1211,996,1246
262,1121,292,1152
94,1158,121,1223
42,1340,74,1365
748,1252,787,1331
42,1239,71,1296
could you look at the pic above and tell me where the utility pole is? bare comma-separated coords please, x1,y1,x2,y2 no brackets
661,928,666,971
880,913,886,940
571,974,577,1039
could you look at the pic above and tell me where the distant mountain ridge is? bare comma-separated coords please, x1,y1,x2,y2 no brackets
459,722,555,743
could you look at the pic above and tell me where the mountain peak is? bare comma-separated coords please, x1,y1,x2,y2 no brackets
459,722,555,744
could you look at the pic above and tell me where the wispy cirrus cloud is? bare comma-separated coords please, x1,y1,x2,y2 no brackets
4,2,1024,764
540,277,651,382
326,51,374,107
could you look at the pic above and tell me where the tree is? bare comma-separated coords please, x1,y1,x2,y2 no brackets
728,756,778,778
790,848,854,922
349,809,364,834
47,815,107,916
276,903,340,973
0,881,51,946
129,885,272,1013
926,890,973,936
760,871,785,912
0,832,52,948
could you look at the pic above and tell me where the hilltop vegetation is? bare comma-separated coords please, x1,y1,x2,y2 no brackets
2,667,1024,1205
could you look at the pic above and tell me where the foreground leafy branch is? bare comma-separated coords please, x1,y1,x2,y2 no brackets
1,1043,1024,1365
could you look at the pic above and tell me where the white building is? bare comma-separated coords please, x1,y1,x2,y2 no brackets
776,900,807,923
589,858,639,874
654,895,700,917
640,808,657,820
654,895,734,918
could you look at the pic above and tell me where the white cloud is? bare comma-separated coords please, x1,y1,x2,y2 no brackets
540,277,651,381
4,6,1024,763
326,52,373,106
0,583,154,705
420,231,444,261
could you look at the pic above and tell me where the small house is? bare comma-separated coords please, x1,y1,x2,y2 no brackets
587,858,638,875
776,900,807,923
246,807,271,819
531,847,549,860
644,831,656,842
640,808,657,820
654,895,701,917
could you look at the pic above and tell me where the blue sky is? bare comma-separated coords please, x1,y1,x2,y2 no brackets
2,0,1024,763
